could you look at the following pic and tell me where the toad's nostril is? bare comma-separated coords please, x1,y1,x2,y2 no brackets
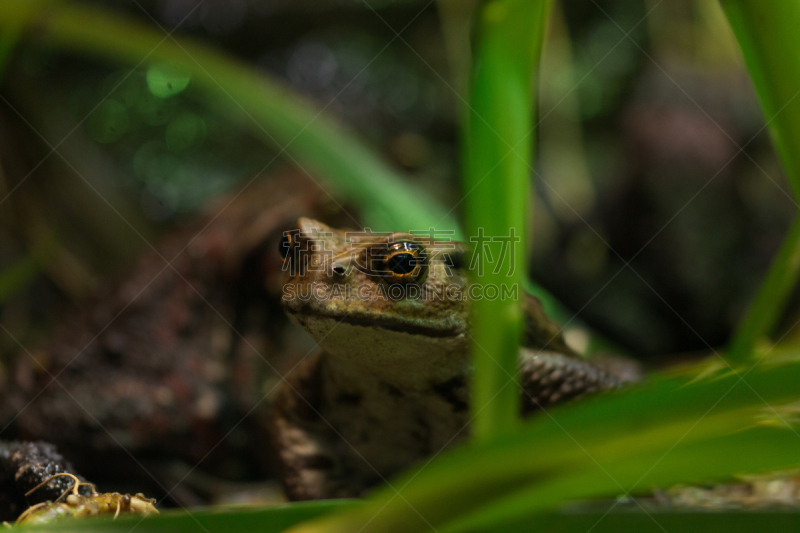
332,265,346,276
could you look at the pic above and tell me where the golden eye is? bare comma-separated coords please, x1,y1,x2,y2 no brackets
380,242,427,284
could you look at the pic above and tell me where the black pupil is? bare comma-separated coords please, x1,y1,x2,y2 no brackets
387,252,416,274
279,234,292,258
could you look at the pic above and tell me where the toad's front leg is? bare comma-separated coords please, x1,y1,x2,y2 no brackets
519,350,642,414
267,355,370,500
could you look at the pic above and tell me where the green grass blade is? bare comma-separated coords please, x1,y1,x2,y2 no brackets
286,356,800,533
441,426,799,532
728,215,800,362
461,0,550,438
497,509,800,533
720,0,800,198
721,0,800,362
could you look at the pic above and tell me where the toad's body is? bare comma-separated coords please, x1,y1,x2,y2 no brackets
269,218,638,500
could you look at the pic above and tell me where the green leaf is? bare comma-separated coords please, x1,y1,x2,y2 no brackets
460,0,551,437
720,0,800,198
728,215,800,362
721,0,800,361
497,508,800,533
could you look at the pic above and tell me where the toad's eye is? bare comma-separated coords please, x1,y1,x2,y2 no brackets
387,250,416,274
379,242,427,284
280,230,299,259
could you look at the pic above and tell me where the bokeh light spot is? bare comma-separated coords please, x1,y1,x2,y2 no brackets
146,63,191,98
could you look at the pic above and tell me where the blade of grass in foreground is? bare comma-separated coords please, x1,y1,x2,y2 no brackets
499,508,800,533
461,0,550,438
286,355,800,533
728,215,800,362
721,0,800,362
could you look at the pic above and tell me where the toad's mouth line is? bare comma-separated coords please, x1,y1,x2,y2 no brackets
285,308,465,338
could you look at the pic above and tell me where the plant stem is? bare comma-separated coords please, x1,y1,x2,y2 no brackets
727,215,800,362
461,0,550,438
721,0,800,362
721,0,800,199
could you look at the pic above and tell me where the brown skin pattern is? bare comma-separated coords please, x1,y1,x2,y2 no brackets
270,219,642,500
